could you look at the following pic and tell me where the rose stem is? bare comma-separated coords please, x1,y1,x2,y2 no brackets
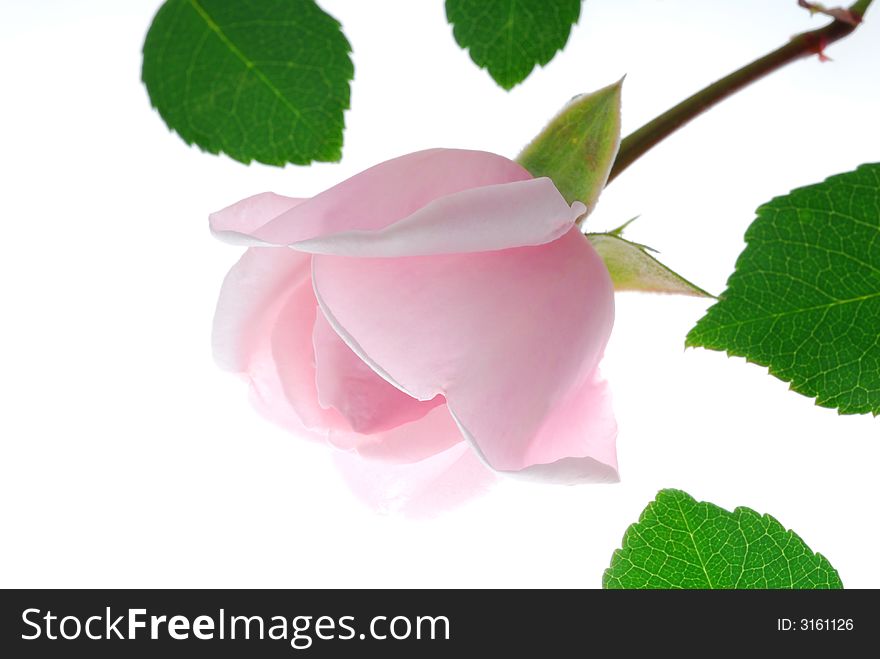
607,0,874,184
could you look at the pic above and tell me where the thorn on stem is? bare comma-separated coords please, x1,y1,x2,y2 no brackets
797,0,862,25
816,35,833,61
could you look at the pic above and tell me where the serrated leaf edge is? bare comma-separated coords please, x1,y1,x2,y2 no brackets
603,488,842,589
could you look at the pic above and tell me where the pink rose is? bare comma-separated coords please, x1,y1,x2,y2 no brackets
211,149,617,510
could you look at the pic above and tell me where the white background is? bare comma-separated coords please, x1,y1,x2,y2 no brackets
1,0,879,588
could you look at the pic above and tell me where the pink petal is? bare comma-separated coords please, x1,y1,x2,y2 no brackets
209,192,307,245
257,148,529,234
312,309,443,434
245,323,332,439
313,228,615,476
213,247,310,372
212,247,348,434
330,402,462,464
332,407,497,517
281,178,584,257
487,370,618,483
211,150,583,255
269,279,353,433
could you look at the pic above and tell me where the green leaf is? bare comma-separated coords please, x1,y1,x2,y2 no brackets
687,164,880,414
446,0,581,90
142,0,353,166
588,232,711,297
517,80,621,210
603,489,842,589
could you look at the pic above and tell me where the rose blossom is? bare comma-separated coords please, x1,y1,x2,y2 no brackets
211,149,617,509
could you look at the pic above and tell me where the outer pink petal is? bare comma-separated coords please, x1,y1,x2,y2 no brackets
332,407,497,517
491,370,618,483
212,247,349,434
213,247,309,373
209,192,307,244
274,178,584,257
329,403,462,464
210,149,583,256
313,228,616,477
269,282,352,433
312,310,443,434
245,321,338,438
255,148,530,235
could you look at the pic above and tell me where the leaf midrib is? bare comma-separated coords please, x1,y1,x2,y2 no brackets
675,496,714,589
692,289,880,337
504,0,516,85
188,0,304,123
